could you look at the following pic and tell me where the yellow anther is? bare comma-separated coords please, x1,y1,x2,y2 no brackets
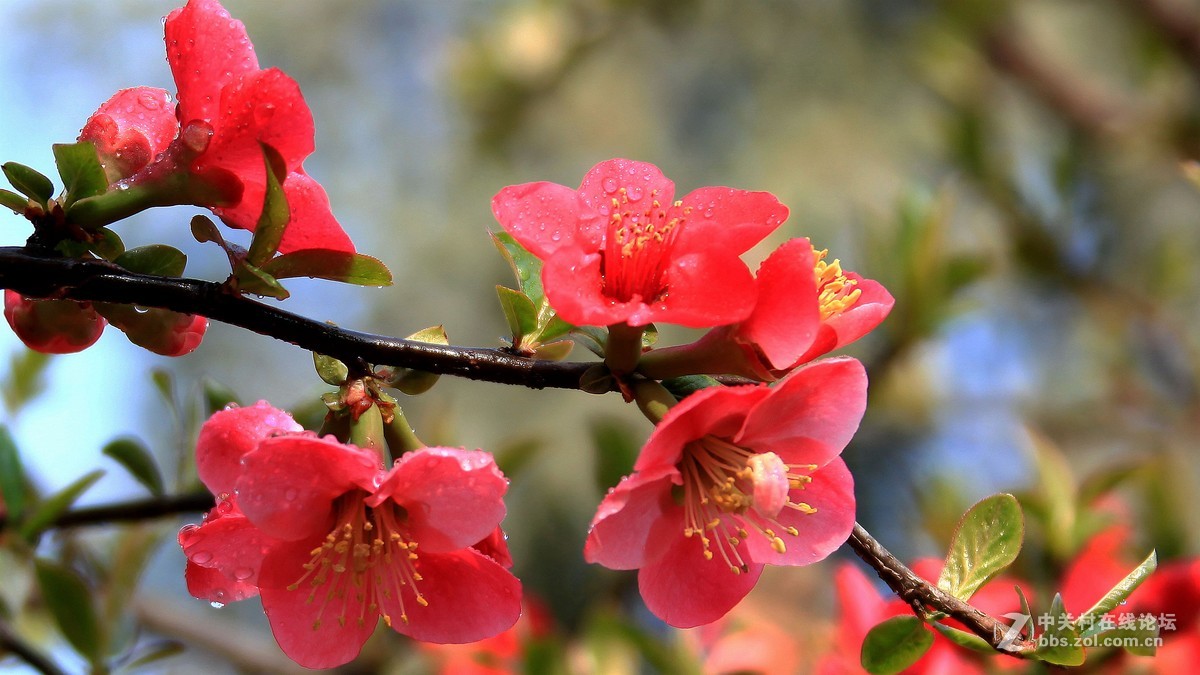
771,537,787,554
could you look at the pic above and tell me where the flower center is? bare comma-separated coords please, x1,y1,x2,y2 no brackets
679,437,818,574
600,188,690,304
813,247,861,319
287,492,426,630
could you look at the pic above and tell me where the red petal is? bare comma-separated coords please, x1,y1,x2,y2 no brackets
195,401,301,497
258,537,377,669
637,509,762,628
678,187,788,256
165,0,259,127
635,250,756,327
794,273,895,364
584,466,677,570
736,239,822,370
384,548,522,644
540,252,630,326
737,358,867,468
178,499,274,603
3,292,105,354
741,458,855,565
97,303,208,356
370,448,508,553
576,159,676,221
277,172,355,253
635,384,770,471
471,527,514,569
491,181,585,259
237,435,379,540
78,87,177,180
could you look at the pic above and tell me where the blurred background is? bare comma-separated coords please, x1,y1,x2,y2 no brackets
1,0,1198,672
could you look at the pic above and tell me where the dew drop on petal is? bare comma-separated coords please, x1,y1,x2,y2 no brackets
626,185,643,201
191,551,213,564
602,177,618,194
233,567,253,581
210,601,225,609
284,488,298,501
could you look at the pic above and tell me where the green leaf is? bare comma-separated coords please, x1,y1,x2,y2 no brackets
937,493,1024,600
497,286,538,340
1105,624,1160,657
245,143,289,267
88,227,125,261
190,214,225,245
102,438,164,497
573,326,608,358
491,231,544,302
34,559,102,662
259,250,392,286
201,378,240,416
0,427,28,523
125,640,185,671
591,417,640,492
1077,550,1157,636
929,622,994,654
115,245,187,277
532,313,574,344
19,470,104,540
860,616,935,675
3,349,50,413
234,260,290,299
313,353,349,386
52,142,108,207
2,162,54,205
0,188,30,213
1016,585,1036,640
1033,593,1085,666
102,527,163,650
662,375,722,402
150,368,175,408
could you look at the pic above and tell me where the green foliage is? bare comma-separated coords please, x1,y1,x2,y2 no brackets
937,493,1024,601
19,470,104,541
34,558,103,663
52,141,108,208
860,616,934,674
259,250,393,286
245,143,290,267
491,232,574,354
115,244,187,277
0,427,29,523
1032,594,1085,666
313,352,349,386
1077,550,1158,637
102,438,165,497
2,161,54,206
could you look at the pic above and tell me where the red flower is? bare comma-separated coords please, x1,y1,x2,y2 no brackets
179,402,522,669
3,291,105,354
491,158,788,328
77,0,354,254
584,358,865,627
640,238,894,381
3,290,206,356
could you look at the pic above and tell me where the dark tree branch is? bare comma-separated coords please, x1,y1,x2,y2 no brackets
0,618,66,675
0,247,606,391
846,522,1037,657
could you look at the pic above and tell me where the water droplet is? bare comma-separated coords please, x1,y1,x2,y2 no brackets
703,209,713,218
550,232,562,242
209,601,225,609
626,186,644,201
602,177,618,194
181,120,214,153
191,551,213,564
284,488,298,501
233,567,253,581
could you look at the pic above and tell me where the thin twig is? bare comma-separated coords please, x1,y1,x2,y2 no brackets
845,522,1037,656
0,492,213,533
0,247,603,391
0,618,66,675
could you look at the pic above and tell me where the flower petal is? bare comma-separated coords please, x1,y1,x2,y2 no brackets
741,458,854,565
492,181,586,259
736,357,867,468
541,252,628,326
637,509,763,628
194,400,301,497
277,172,355,254
384,548,522,644
236,435,379,540
178,499,274,603
735,239,822,371
678,187,788,256
584,465,677,570
164,0,259,126
370,448,508,553
577,158,675,221
794,273,895,364
3,291,105,355
78,87,177,180
257,537,377,669
634,250,756,327
634,384,770,471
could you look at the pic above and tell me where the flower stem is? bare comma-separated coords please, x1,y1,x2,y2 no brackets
604,323,645,375
632,378,677,424
383,405,425,460
349,401,386,459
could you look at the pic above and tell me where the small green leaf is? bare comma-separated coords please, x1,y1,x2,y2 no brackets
313,353,349,386
573,326,608,358
115,245,187,277
2,162,54,205
532,339,573,361
52,142,108,207
937,493,1024,600
0,188,30,213
1033,593,1085,666
125,640,185,671
1105,624,1159,657
1077,550,1157,636
497,286,538,340
34,559,102,662
860,616,935,675
662,375,722,402
190,214,225,245
3,349,50,413
0,427,28,523
408,325,449,345
491,231,544,302
259,250,392,286
88,227,125,261
245,143,289,267
1016,585,1036,640
930,623,994,653
103,527,163,645
102,438,164,497
531,312,574,344
19,470,104,540
234,260,290,299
